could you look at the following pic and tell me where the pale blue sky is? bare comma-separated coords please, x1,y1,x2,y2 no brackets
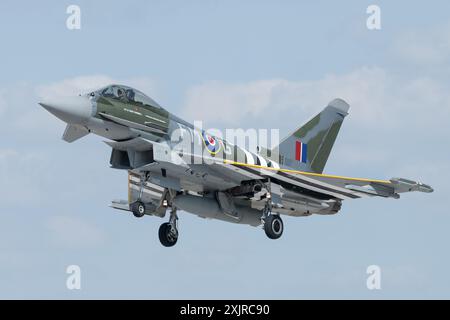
0,0,449,299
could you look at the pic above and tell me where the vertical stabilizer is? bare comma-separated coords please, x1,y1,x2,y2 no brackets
273,99,349,173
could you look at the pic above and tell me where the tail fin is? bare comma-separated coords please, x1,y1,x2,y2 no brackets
273,98,349,174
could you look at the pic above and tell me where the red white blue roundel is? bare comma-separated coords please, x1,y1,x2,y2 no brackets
202,130,221,154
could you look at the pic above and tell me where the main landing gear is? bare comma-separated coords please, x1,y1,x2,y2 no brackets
261,181,284,240
264,214,284,239
159,208,179,247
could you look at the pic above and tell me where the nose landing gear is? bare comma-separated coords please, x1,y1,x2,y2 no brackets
131,201,146,218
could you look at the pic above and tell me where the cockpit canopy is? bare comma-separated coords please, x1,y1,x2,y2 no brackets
96,85,162,109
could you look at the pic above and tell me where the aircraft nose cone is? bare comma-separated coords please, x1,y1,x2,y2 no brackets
39,96,93,124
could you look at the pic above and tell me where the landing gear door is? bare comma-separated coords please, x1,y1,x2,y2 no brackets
128,171,167,217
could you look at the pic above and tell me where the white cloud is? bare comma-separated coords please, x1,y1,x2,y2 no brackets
183,79,285,124
182,68,385,126
183,67,450,131
0,148,18,160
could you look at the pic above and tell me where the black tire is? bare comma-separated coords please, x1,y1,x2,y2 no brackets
131,201,146,218
264,215,284,239
158,222,178,247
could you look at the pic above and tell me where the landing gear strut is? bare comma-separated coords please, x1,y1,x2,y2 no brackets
158,208,179,247
261,179,284,240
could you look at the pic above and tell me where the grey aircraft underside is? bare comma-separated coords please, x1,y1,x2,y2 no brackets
39,84,433,247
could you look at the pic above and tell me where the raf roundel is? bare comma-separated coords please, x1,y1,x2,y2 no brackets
202,130,221,154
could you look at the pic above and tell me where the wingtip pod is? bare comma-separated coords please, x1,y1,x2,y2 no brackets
390,178,434,194
328,98,350,115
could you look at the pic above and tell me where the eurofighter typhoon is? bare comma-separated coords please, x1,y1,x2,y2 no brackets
40,85,433,247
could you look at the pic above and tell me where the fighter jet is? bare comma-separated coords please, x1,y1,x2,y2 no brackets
40,84,433,247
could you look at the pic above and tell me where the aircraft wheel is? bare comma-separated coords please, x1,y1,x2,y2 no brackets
264,214,284,239
131,201,146,218
159,222,178,247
